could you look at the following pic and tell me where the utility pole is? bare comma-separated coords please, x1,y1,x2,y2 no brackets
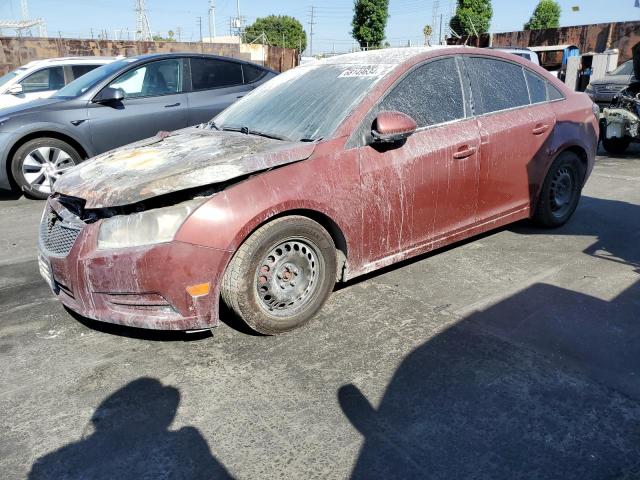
439,14,443,44
308,5,315,57
208,0,216,41
431,0,440,45
197,16,203,50
176,26,182,42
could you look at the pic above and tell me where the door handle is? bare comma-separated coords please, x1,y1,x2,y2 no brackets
453,145,477,159
532,124,549,135
164,102,181,108
236,95,244,99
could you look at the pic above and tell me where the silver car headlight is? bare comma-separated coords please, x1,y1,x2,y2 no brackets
584,84,594,96
97,199,204,250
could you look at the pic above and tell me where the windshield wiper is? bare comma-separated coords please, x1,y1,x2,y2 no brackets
222,126,289,141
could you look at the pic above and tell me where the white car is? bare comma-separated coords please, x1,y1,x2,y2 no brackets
0,57,119,109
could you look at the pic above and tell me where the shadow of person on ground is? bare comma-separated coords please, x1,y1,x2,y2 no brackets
29,377,233,480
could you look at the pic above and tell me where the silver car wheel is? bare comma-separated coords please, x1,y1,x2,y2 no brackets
21,146,76,194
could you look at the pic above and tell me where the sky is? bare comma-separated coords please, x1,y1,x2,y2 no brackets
1,0,638,54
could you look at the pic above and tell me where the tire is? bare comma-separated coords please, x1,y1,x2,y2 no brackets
221,216,337,335
11,137,82,200
533,151,585,228
602,135,631,155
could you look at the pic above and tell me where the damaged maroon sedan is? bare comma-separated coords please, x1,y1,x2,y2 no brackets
39,47,599,335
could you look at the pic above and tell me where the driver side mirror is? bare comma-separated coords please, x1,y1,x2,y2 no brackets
94,87,125,104
7,84,23,95
371,111,417,144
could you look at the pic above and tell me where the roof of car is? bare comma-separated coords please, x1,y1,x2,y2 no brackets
321,46,453,65
22,56,119,68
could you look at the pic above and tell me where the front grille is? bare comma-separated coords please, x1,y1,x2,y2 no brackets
39,204,83,256
594,84,624,95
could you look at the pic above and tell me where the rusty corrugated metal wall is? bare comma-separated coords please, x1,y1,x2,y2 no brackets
0,37,298,74
447,21,640,63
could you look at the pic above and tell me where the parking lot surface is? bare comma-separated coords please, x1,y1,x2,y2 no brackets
1,147,640,479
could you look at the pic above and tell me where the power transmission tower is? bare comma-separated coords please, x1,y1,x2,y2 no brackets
0,0,46,37
308,6,315,56
135,0,152,41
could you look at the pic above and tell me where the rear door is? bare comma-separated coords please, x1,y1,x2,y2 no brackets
463,56,557,222
186,57,251,125
88,58,189,153
355,56,481,262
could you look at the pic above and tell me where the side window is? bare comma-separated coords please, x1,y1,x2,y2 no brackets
466,57,529,114
109,59,181,98
20,66,65,92
190,58,243,90
243,63,268,84
524,69,547,104
547,83,564,101
71,65,100,80
380,57,466,128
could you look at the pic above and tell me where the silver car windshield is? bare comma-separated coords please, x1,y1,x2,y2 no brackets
215,63,394,142
610,61,634,76
0,69,23,88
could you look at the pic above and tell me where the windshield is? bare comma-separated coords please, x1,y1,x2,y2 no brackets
215,63,394,142
0,68,24,88
54,59,131,98
609,61,634,76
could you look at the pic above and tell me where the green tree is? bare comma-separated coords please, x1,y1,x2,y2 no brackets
524,0,561,30
351,0,390,49
244,15,307,51
450,0,493,37
152,33,176,42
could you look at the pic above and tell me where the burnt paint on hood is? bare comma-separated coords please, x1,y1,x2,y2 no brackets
54,128,316,209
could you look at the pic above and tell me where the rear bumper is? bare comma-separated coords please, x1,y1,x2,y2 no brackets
40,221,230,331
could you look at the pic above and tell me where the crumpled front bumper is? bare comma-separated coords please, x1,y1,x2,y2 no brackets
39,217,230,331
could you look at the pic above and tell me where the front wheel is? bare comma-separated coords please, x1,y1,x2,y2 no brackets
533,151,585,228
602,135,631,155
221,216,337,335
11,137,81,200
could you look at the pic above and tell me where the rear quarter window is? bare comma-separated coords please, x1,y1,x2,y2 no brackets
243,64,268,84
524,69,547,104
547,83,565,101
466,57,530,115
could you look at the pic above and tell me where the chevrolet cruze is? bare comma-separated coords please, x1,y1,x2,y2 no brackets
38,47,599,335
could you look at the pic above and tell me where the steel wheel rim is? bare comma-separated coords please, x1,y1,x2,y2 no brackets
549,166,575,218
21,146,75,194
255,238,321,318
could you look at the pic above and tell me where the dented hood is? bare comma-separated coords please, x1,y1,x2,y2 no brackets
54,128,316,208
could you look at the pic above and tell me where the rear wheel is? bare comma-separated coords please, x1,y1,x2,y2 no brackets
11,137,81,200
221,216,337,335
602,135,631,155
533,151,584,228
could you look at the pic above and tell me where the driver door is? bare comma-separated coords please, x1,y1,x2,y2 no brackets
88,58,189,154
356,56,480,265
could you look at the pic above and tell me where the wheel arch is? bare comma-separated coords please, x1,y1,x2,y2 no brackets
239,208,350,282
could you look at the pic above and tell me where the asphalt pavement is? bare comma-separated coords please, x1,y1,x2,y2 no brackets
1,146,640,479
